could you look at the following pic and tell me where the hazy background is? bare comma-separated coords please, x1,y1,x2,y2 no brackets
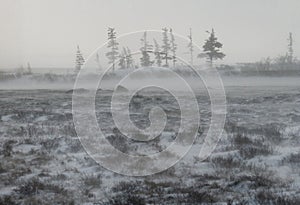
1,0,300,69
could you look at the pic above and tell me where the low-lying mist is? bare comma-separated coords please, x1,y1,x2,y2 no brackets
0,71,300,91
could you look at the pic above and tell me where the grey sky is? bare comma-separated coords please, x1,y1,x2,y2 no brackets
1,0,300,69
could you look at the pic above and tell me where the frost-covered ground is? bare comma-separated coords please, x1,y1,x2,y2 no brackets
1,85,300,204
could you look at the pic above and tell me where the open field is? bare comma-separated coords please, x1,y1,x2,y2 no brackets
1,85,300,204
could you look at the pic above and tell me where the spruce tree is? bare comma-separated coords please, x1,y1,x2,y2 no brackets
125,47,134,69
169,28,177,67
140,31,153,67
153,39,162,67
161,27,172,67
118,48,126,69
287,32,294,64
106,27,119,71
187,28,194,66
75,45,85,73
199,28,225,65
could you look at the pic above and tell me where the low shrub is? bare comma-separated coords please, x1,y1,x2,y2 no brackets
233,133,273,159
81,174,102,189
255,190,300,205
14,178,67,196
0,195,16,205
282,152,300,165
211,154,242,169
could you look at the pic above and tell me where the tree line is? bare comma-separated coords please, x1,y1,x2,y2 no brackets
238,32,299,73
104,27,225,71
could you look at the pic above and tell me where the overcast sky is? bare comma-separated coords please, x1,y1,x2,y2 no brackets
1,0,300,69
